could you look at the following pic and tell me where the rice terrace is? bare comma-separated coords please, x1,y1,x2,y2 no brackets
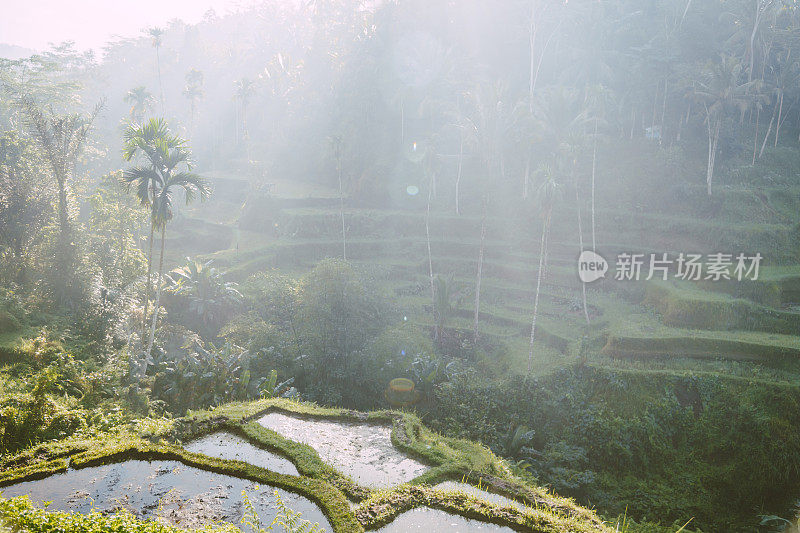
0,1,800,532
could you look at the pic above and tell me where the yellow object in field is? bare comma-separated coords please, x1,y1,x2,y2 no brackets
385,378,421,407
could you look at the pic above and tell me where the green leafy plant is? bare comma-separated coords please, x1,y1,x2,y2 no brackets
241,488,325,533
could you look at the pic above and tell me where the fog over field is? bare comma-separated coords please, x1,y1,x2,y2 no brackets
1,2,800,533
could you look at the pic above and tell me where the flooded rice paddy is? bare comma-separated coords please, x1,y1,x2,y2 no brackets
185,431,300,476
0,459,330,531
374,507,516,532
257,411,428,487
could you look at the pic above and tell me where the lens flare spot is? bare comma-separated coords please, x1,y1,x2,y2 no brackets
406,185,419,196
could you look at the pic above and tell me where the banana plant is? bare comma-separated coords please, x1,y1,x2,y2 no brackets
258,369,296,399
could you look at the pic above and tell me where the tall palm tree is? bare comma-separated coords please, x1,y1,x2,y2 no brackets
769,49,799,148
234,77,257,145
148,27,166,112
123,118,179,340
694,55,754,195
182,69,204,131
329,135,347,261
124,86,155,122
460,82,512,342
122,119,209,352
528,165,561,373
146,164,210,354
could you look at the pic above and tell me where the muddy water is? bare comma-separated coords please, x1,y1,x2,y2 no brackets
258,412,428,487
185,431,300,476
434,481,527,511
375,507,516,532
0,460,330,531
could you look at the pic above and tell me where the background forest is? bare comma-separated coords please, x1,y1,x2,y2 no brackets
1,1,800,532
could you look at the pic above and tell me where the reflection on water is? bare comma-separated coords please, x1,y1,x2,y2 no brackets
375,507,516,532
0,459,329,531
185,431,299,476
258,412,428,487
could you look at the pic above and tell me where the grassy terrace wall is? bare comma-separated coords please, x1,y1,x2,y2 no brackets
0,399,613,533
643,282,800,334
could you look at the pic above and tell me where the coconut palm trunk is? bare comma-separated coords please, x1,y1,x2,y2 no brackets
455,133,464,215
146,225,167,355
575,173,590,326
759,100,778,159
473,196,487,343
706,114,721,196
142,219,155,342
337,151,347,261
156,48,165,114
528,212,549,372
426,177,435,305
591,118,598,251
774,90,784,147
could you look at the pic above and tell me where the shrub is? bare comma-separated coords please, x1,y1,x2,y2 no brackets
296,258,391,361
0,310,20,334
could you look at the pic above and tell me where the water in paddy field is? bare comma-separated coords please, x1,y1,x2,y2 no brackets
258,411,429,487
434,481,529,511
375,507,517,532
184,431,300,476
0,460,330,531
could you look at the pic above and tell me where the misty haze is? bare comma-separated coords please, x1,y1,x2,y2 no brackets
1,2,800,533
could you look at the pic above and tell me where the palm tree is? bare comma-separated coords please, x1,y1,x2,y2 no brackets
329,135,347,261
122,119,210,353
233,77,257,145
528,165,561,373
122,118,179,340
694,55,754,195
769,49,799,148
584,84,611,253
148,27,166,112
146,153,210,355
182,69,204,131
460,82,512,342
18,97,102,243
124,86,155,122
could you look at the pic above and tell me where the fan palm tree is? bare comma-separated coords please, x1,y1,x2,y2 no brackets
148,27,166,112
528,165,561,373
124,86,155,122
693,55,755,195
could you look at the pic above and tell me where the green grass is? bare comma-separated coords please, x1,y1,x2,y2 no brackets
643,280,800,334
